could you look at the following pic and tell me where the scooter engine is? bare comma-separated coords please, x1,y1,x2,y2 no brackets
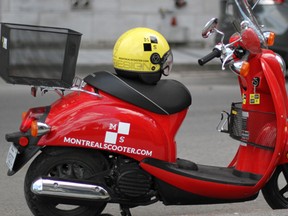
110,157,154,199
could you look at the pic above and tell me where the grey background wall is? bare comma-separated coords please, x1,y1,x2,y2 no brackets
0,0,220,47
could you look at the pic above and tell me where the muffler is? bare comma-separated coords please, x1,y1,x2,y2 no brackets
31,177,110,201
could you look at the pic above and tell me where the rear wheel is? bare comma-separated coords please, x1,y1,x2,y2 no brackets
262,164,288,209
24,148,109,216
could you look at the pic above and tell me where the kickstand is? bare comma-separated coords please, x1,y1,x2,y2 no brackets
120,205,132,216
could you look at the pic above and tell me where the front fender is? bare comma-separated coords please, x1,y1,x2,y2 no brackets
255,53,288,188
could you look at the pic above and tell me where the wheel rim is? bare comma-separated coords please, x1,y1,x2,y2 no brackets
276,165,288,201
50,162,92,179
43,159,103,214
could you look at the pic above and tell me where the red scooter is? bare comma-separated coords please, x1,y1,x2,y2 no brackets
3,1,288,216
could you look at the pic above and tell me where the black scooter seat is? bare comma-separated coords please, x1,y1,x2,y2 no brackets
84,71,192,115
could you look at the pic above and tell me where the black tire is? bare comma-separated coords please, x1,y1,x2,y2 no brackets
262,164,288,209
24,148,109,216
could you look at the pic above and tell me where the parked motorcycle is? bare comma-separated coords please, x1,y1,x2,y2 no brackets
2,0,288,215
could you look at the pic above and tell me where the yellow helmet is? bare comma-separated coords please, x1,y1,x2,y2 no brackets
113,27,173,84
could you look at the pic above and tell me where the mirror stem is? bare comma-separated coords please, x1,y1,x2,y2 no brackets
252,0,260,10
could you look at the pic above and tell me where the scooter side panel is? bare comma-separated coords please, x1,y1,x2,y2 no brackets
38,91,187,162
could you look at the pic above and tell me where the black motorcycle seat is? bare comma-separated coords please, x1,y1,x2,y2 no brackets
84,71,192,115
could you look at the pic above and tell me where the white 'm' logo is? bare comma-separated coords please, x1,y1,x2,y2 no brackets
104,122,130,144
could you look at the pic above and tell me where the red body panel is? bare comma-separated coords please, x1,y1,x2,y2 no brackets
140,49,288,199
38,90,187,162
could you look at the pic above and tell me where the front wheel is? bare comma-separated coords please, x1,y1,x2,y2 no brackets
24,148,109,216
262,164,288,209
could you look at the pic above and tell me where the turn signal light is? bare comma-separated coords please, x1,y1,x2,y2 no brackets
231,61,250,77
240,61,250,77
30,120,51,137
31,120,38,137
22,112,27,120
264,31,275,47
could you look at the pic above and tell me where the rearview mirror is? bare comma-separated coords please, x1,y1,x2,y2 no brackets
202,18,218,38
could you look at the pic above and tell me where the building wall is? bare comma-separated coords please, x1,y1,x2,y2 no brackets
0,0,220,47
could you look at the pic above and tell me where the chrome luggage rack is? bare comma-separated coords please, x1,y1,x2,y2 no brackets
31,76,101,98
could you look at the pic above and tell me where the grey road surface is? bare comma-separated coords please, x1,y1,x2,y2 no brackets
0,70,287,216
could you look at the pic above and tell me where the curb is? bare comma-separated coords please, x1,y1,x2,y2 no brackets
75,47,221,76
75,63,220,77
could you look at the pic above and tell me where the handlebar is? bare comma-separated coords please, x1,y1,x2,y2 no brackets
198,48,221,66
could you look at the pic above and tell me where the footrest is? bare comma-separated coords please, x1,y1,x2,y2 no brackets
142,158,261,186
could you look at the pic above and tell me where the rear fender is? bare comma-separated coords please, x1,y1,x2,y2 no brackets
6,106,50,176
6,132,42,176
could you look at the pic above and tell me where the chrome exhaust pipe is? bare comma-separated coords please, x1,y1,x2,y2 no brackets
31,177,110,201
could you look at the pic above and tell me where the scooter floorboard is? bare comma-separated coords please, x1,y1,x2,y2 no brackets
142,158,261,186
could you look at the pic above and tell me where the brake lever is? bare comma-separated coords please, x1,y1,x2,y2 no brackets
220,37,242,70
221,50,234,70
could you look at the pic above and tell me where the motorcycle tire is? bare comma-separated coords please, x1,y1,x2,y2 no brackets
24,148,109,216
262,164,288,209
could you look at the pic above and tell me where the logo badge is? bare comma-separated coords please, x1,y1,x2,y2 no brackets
104,122,130,144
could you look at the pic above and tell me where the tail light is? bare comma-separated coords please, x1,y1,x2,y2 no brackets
19,136,29,147
20,107,50,137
